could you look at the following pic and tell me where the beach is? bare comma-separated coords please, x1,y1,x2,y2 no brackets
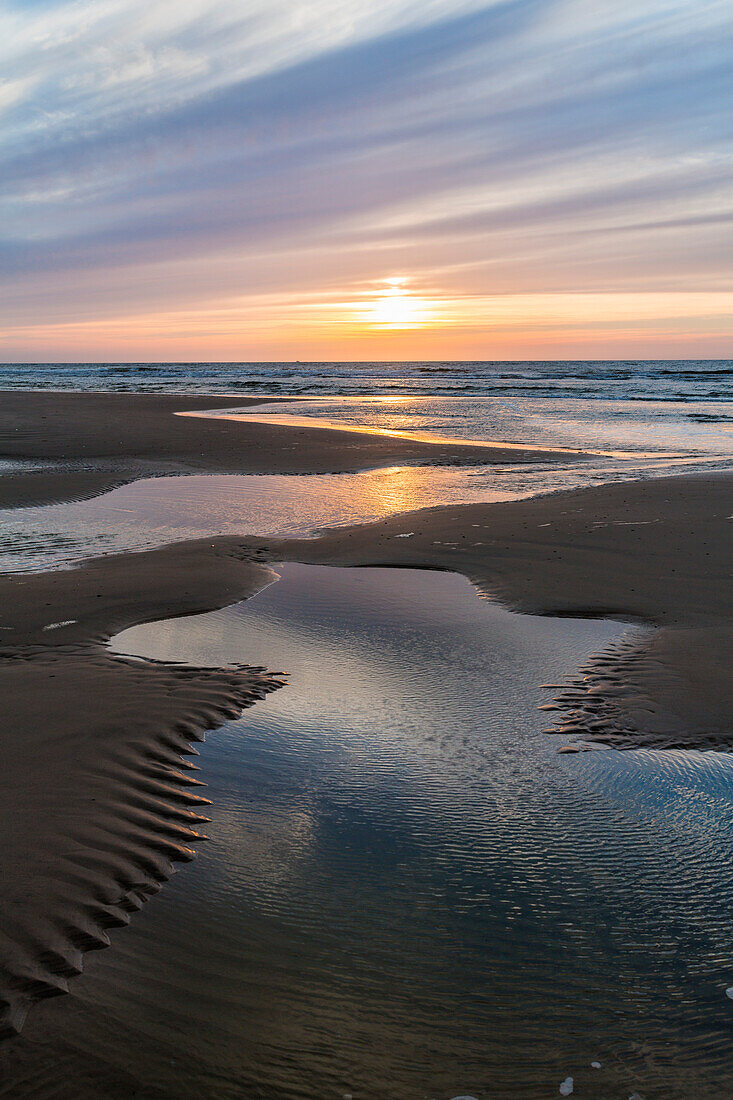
5,0,730,1088
0,391,577,510
1,387,732,1096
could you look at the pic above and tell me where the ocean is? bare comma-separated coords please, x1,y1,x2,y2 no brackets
2,359,732,402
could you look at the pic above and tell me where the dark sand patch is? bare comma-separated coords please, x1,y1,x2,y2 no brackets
0,469,135,510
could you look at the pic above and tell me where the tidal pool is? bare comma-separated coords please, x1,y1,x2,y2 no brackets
5,565,733,1099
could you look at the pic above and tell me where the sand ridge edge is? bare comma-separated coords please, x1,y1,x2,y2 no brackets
0,539,285,1037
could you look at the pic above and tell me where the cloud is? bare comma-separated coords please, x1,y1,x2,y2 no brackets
0,0,731,357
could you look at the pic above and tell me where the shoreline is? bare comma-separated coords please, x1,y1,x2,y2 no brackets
177,406,609,455
0,389,730,1038
0,390,588,511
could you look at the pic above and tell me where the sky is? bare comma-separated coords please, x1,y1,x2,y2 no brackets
1,0,731,361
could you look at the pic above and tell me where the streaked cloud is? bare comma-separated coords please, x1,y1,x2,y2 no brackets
1,0,731,358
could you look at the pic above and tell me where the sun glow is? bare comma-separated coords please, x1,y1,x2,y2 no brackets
360,278,436,329
6,287,733,360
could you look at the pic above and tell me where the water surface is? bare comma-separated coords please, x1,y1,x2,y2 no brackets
2,452,727,575
6,565,732,1098
3,360,732,406
187,393,733,457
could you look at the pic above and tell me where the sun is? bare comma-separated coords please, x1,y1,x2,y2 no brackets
361,278,434,329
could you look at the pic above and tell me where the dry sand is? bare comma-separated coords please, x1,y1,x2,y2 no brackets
0,390,730,1037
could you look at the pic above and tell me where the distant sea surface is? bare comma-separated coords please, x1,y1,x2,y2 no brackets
2,359,732,402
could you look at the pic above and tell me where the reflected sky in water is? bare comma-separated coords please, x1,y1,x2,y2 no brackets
14,564,729,1098
2,391,730,576
1,452,727,575
203,394,733,457
0,466,525,573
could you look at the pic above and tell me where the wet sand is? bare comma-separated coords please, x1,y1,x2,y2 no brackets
0,390,731,1039
0,391,578,509
0,539,283,1036
247,473,732,750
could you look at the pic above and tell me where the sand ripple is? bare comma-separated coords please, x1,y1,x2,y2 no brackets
0,643,283,1037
